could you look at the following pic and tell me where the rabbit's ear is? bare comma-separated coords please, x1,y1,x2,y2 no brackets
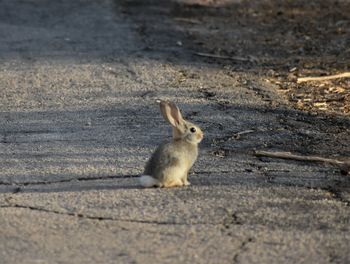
160,101,183,127
160,101,185,138
160,101,174,125
169,102,184,126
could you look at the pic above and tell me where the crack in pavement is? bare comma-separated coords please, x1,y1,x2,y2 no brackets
0,203,183,225
232,237,256,264
0,203,228,226
223,212,243,229
219,208,245,236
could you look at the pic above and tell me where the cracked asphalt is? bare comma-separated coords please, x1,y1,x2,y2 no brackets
0,0,349,263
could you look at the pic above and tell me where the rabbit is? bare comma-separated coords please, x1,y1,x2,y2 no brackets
140,100,203,188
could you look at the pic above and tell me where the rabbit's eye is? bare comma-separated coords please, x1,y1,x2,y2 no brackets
190,127,196,133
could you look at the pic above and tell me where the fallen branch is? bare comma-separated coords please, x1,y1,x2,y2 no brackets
254,150,350,175
233,129,255,139
174,17,201,24
193,52,254,62
320,96,346,103
297,72,350,83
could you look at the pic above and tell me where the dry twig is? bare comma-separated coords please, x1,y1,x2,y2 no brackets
193,52,254,62
233,129,255,139
174,17,201,24
254,150,350,175
297,72,350,83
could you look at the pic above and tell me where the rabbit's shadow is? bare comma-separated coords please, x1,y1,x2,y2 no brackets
1,178,144,194
0,175,238,194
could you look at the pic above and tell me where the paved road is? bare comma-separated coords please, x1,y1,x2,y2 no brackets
0,1,349,263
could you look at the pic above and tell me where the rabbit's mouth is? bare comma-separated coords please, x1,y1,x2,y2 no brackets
189,131,203,144
196,131,204,142
185,132,203,144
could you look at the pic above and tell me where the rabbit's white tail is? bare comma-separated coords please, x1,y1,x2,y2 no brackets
139,175,160,188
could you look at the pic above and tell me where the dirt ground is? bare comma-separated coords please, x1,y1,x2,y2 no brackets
130,0,350,115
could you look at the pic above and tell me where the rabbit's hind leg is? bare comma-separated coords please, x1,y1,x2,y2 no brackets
162,179,183,188
161,166,184,188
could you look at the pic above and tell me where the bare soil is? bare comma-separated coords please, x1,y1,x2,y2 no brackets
122,0,350,115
